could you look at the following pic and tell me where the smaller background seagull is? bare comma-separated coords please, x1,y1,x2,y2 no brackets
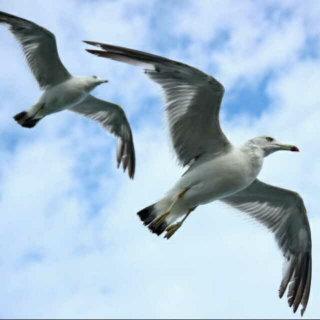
0,11,135,178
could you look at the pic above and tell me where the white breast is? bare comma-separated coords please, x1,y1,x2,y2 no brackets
177,147,264,207
40,77,90,115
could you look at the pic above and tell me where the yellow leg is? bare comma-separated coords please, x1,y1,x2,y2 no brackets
32,104,45,118
164,207,196,240
150,188,189,229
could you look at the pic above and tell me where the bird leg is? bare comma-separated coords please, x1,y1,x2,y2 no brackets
164,207,197,240
32,103,45,118
149,188,189,229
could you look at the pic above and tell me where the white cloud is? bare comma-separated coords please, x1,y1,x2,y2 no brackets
0,0,319,319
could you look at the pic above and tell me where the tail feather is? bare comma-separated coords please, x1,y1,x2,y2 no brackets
13,111,41,128
149,220,168,235
137,205,156,225
137,192,187,237
137,204,169,235
13,111,28,122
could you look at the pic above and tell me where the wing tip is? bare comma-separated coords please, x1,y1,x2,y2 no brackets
83,40,99,46
279,252,311,317
85,49,105,56
278,287,285,299
116,138,135,179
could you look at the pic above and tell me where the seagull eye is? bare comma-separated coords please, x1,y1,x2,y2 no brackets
266,137,274,142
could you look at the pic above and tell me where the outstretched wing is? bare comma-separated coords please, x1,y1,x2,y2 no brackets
85,41,232,166
69,95,135,179
0,11,71,89
221,179,312,316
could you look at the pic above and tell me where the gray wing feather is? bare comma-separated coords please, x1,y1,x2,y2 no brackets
221,179,312,316
0,11,71,89
84,41,231,166
69,95,135,179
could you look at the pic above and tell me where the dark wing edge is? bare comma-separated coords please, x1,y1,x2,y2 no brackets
69,96,136,179
220,179,312,316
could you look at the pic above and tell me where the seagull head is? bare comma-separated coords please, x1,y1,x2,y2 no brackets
84,75,108,91
91,75,108,85
251,136,299,157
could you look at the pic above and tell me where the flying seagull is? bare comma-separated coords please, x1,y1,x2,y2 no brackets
85,41,312,315
0,12,135,178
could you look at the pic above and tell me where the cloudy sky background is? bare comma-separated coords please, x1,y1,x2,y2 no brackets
0,0,319,318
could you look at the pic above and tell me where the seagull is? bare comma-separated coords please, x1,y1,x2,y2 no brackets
85,41,312,315
0,12,135,178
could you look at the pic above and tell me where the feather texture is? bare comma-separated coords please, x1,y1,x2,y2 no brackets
221,179,312,316
85,42,231,166
69,95,135,179
0,11,71,89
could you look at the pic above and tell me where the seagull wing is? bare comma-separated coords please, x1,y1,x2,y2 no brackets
0,11,71,90
221,179,312,316
69,95,135,179
84,41,231,166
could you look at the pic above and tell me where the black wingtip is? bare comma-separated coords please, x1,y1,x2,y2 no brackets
85,49,96,54
84,41,106,50
85,49,105,56
128,152,136,180
82,40,95,46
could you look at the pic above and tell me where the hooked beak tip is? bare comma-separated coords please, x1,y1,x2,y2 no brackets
291,146,299,152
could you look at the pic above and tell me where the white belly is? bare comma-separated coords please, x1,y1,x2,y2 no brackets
176,148,263,208
40,78,89,115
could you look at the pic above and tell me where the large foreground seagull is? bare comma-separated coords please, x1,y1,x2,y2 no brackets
85,41,312,315
0,12,135,178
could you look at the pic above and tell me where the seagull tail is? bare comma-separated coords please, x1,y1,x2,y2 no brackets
13,111,42,128
137,195,183,236
137,204,158,226
13,103,44,128
137,203,168,236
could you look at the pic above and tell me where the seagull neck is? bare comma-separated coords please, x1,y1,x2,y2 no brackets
239,144,265,180
241,143,265,163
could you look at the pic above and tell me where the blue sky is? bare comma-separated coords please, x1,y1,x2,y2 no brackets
0,0,320,318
